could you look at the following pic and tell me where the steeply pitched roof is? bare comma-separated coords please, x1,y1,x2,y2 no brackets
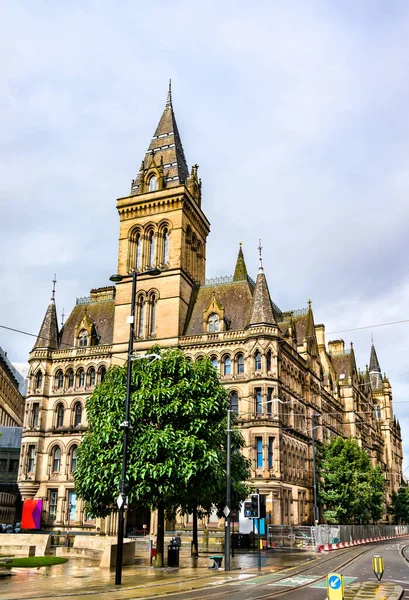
233,244,248,282
131,82,189,194
33,297,59,351
184,281,254,336
369,343,383,390
248,266,277,328
60,300,115,349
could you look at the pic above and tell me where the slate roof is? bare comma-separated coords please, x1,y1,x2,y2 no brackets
0,348,25,395
184,281,254,336
60,300,115,349
131,83,189,194
248,267,277,327
33,297,59,351
0,427,22,449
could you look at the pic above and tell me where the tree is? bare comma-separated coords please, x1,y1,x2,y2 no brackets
389,486,409,524
318,437,385,524
74,347,250,566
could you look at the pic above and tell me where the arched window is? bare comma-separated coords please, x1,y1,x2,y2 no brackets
71,446,78,472
149,175,157,192
36,371,43,389
57,404,64,428
163,228,169,263
74,403,82,427
67,370,74,388
375,405,381,419
237,354,244,374
150,294,156,336
208,313,220,333
266,350,272,372
136,232,142,269
138,296,145,337
28,445,35,472
211,356,218,370
223,356,231,376
230,391,239,415
53,447,61,472
78,369,85,387
78,330,88,347
89,368,96,386
57,370,63,389
99,366,106,383
255,351,262,371
149,231,155,267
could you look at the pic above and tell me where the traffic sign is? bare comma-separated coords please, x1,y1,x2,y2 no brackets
117,494,124,509
372,555,384,581
223,505,230,518
326,572,344,600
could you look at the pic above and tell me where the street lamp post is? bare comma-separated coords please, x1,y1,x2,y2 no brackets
224,401,232,571
110,267,160,586
311,413,319,525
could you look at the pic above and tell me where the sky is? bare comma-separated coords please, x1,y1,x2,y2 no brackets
1,2,409,468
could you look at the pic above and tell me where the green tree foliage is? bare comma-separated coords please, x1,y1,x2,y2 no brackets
389,486,409,523
318,437,385,524
74,347,250,565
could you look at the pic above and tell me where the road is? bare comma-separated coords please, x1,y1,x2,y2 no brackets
157,539,409,600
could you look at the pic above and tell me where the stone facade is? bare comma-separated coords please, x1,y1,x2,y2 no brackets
18,87,403,531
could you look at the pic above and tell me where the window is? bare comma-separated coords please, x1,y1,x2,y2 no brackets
163,228,169,263
57,370,63,389
149,175,157,192
138,296,145,337
52,447,61,472
74,403,82,427
149,231,155,266
0,459,6,472
255,351,262,371
8,459,18,473
230,392,239,415
375,405,381,419
256,437,263,469
255,388,262,415
150,294,156,336
89,368,96,386
36,371,43,389
237,353,244,374
49,490,58,520
78,330,88,347
208,313,220,333
28,445,35,472
68,370,74,388
78,369,85,387
32,403,39,427
211,356,218,369
71,446,78,472
268,437,274,469
266,350,272,372
99,366,106,383
223,356,231,376
57,404,64,428
68,490,77,522
267,388,273,416
136,233,142,269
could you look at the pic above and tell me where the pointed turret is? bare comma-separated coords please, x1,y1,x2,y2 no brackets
131,81,189,194
233,243,248,282
369,340,382,389
33,278,59,351
248,241,277,327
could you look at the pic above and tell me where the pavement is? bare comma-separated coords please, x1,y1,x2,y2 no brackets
0,549,404,600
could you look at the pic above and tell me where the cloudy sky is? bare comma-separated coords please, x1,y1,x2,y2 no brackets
1,2,409,467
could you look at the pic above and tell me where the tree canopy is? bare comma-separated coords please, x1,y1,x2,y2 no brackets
389,486,409,524
74,346,250,563
318,437,385,524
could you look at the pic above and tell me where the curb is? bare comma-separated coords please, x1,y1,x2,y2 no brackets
317,533,408,553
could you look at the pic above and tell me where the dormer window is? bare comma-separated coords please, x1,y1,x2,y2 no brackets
149,175,157,192
208,313,220,333
78,330,88,347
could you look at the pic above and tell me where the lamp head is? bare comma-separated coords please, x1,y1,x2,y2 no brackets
146,267,161,277
109,274,123,283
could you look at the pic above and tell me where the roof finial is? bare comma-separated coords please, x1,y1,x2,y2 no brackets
371,332,374,345
167,79,172,106
52,274,57,300
258,239,263,272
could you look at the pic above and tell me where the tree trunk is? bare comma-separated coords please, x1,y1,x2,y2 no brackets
156,501,165,567
191,504,199,556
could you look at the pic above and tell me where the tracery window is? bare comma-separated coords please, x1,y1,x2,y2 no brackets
208,313,220,333
78,330,88,347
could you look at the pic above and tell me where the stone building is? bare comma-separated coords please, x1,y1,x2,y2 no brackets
18,86,403,532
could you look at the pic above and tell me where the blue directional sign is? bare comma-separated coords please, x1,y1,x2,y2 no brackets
326,572,344,600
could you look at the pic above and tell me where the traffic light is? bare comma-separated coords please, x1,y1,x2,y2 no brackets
250,494,260,518
244,494,266,519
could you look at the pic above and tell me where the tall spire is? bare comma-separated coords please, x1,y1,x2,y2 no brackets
369,339,382,390
33,279,59,351
131,82,189,194
233,243,248,282
248,244,277,328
